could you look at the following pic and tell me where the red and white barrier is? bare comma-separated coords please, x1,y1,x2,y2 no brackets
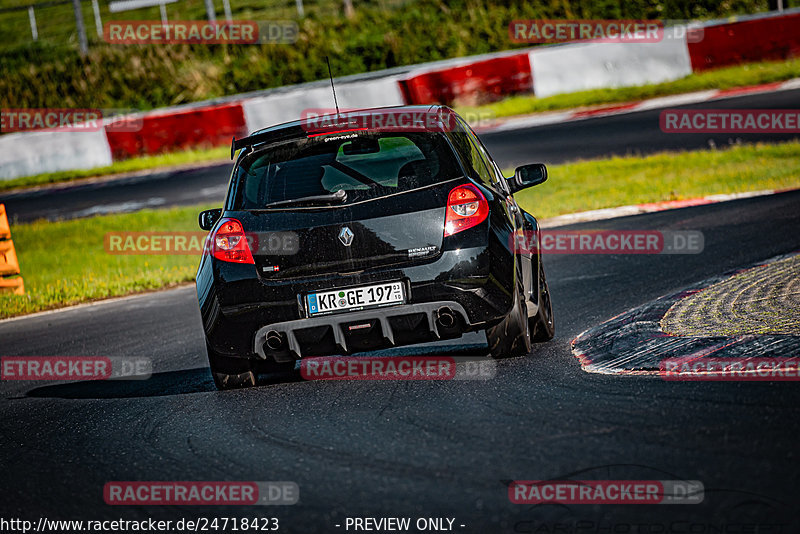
688,12,800,72
105,102,248,161
0,129,112,180
1,9,797,181
398,52,533,106
529,30,693,98
241,78,406,134
399,10,799,103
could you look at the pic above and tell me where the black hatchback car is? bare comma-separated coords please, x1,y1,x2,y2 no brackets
196,106,554,389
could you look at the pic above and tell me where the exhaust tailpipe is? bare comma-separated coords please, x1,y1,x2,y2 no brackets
265,331,284,351
435,307,456,329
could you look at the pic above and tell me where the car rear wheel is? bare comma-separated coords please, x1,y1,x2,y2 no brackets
486,280,532,359
530,262,555,342
206,342,257,390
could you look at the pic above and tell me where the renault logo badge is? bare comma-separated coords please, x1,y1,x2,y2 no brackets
338,227,354,246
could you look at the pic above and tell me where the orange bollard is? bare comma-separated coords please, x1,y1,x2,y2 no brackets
0,204,24,295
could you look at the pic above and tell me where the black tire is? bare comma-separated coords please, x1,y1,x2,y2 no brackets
530,262,555,342
486,281,532,359
206,342,257,390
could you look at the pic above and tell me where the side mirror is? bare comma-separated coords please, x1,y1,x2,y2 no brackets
510,163,548,193
198,208,222,231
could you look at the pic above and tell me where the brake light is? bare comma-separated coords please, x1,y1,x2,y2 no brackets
211,218,254,264
444,184,489,237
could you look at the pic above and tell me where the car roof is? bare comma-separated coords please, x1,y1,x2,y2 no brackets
250,104,444,137
231,104,457,159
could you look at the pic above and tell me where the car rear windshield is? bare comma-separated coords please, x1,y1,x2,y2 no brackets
231,132,463,209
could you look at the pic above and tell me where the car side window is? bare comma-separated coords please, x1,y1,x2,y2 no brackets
463,122,511,194
450,119,497,191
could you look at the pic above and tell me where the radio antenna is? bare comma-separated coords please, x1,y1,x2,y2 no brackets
325,56,340,116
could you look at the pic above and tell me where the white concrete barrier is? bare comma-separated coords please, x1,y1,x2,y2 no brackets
530,28,693,98
242,77,406,133
0,129,113,181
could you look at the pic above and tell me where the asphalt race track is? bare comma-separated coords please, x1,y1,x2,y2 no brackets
2,88,799,223
2,189,799,531
483,87,800,168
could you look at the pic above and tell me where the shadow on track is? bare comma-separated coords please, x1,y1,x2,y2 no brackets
23,339,489,399
25,368,303,399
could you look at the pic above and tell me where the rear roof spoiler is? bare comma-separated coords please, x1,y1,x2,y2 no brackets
230,105,450,158
230,132,277,159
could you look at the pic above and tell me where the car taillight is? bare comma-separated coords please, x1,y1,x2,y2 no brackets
444,184,489,237
211,218,254,264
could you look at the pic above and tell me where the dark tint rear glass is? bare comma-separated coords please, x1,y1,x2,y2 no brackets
232,132,462,209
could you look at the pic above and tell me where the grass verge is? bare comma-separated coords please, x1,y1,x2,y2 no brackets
2,141,799,319
514,141,800,219
0,204,213,319
457,58,800,120
0,146,229,193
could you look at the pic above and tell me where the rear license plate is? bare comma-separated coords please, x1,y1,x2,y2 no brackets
307,281,405,316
